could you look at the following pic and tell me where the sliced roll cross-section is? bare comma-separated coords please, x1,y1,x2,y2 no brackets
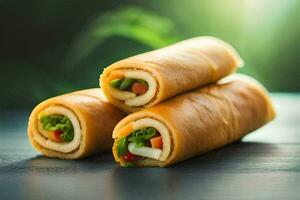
100,36,243,113
28,89,126,159
112,117,171,167
112,75,275,167
36,106,81,153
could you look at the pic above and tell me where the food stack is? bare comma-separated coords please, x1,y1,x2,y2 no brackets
28,37,275,167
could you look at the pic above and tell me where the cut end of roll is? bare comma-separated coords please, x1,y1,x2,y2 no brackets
30,105,82,154
28,88,126,160
101,69,158,112
112,117,172,167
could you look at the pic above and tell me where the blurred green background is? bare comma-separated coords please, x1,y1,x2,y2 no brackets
0,0,299,110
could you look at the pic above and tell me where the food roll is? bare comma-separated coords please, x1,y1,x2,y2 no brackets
100,36,243,113
112,75,275,167
28,88,126,159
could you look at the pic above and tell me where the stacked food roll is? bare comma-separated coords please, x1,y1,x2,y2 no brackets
111,75,275,167
100,37,244,113
28,89,126,159
28,36,275,166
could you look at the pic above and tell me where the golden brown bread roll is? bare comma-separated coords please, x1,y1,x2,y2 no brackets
100,36,243,113
28,88,126,159
112,75,275,167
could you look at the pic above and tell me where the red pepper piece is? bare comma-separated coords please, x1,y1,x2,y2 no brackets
123,152,136,162
53,130,63,142
131,82,148,95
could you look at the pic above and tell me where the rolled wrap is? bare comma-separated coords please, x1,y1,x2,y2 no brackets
112,75,275,167
100,36,243,113
28,88,126,159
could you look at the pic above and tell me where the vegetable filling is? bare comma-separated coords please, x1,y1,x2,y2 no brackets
116,127,163,166
39,115,74,143
110,78,148,95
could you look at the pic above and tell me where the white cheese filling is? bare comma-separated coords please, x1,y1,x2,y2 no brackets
128,143,162,160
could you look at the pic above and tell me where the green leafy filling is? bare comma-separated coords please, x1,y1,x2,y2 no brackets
110,78,148,91
117,137,128,157
116,127,157,158
128,127,156,147
39,115,74,142
110,79,123,88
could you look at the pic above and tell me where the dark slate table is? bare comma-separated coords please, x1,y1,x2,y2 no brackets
0,94,299,200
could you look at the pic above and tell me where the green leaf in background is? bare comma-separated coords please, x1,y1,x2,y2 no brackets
65,6,180,67
2,1,300,110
